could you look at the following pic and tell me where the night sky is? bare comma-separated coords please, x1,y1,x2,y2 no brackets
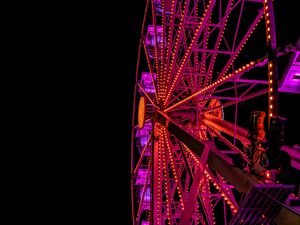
119,0,299,224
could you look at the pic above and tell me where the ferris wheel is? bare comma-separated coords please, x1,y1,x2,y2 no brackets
131,0,300,224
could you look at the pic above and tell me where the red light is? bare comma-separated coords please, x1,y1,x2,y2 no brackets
265,170,270,178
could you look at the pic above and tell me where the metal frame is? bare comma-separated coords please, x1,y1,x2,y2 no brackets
130,0,299,224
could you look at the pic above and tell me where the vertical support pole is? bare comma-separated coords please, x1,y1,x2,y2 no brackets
223,198,228,225
152,123,159,225
234,81,238,145
179,143,211,225
264,0,278,127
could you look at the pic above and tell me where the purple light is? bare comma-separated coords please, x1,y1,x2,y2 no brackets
140,187,151,202
140,136,149,147
145,25,164,59
140,72,156,94
154,0,171,14
139,187,151,210
136,122,152,140
145,25,163,46
294,73,300,79
279,51,300,93
136,122,153,156
136,169,151,185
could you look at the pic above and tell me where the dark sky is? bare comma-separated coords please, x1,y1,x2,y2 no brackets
118,0,300,224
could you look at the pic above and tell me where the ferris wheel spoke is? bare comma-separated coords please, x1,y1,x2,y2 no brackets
150,0,162,78
213,82,250,95
206,125,250,164
179,143,211,225
167,131,218,224
164,0,191,99
165,61,256,112
204,0,234,87
158,0,172,98
168,55,263,107
163,0,178,79
143,40,159,102
204,88,268,113
136,160,152,224
205,169,239,211
202,114,250,145
137,83,159,109
156,111,206,156
134,133,152,175
231,0,244,50
216,8,264,81
164,0,217,106
163,128,186,201
155,110,252,194
201,176,216,224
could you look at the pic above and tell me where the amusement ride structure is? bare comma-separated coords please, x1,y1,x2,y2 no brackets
131,0,300,224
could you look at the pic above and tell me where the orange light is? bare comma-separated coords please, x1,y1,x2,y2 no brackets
138,96,146,128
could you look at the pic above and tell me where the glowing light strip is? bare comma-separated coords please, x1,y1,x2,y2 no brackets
162,139,171,224
203,88,268,113
216,9,264,81
163,128,185,210
164,0,216,106
160,0,166,98
164,0,190,102
163,0,179,100
164,61,255,112
205,0,234,87
205,170,238,213
205,124,249,163
157,126,163,224
264,0,275,120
